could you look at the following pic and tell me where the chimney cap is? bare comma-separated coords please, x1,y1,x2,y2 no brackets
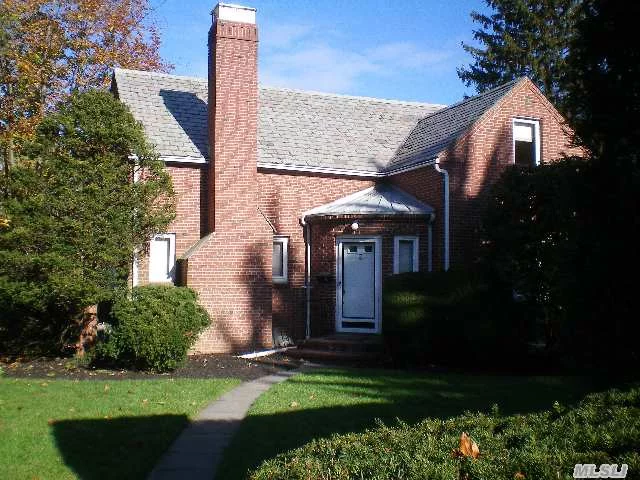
213,3,256,24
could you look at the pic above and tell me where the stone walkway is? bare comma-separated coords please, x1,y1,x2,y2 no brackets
148,368,300,480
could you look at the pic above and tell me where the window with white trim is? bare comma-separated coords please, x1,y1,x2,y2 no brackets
513,119,541,167
394,236,419,274
272,236,289,284
149,233,176,283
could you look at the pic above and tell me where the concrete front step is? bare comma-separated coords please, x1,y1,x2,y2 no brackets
285,334,387,364
286,347,382,363
301,333,383,351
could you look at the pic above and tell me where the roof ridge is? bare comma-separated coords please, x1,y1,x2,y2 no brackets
419,77,524,122
114,68,207,83
259,85,446,108
113,68,447,107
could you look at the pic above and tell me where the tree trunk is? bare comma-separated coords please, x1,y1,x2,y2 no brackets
76,305,98,356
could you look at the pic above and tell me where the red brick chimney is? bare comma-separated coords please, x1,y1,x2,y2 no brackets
190,3,271,353
207,3,259,233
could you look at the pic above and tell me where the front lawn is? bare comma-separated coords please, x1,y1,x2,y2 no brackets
0,377,240,480
217,368,604,479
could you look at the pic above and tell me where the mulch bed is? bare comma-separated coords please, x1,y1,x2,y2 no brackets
0,353,303,381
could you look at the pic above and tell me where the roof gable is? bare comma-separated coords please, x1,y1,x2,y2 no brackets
385,79,522,172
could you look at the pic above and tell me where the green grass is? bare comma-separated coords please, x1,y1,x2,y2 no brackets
217,368,605,479
0,377,240,480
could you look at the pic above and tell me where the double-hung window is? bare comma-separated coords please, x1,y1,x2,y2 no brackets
394,236,419,274
149,233,176,283
273,236,289,284
513,118,541,167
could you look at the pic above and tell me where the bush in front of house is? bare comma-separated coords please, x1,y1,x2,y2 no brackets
0,90,174,355
250,385,640,480
95,285,210,371
383,269,524,369
480,158,640,370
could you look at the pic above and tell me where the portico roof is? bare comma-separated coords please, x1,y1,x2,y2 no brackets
302,184,434,219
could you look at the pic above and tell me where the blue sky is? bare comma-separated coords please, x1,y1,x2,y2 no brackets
151,0,490,105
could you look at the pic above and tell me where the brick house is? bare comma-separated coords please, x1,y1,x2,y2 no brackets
112,3,582,353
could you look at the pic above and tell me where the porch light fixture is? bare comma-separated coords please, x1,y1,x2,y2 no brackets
351,221,359,232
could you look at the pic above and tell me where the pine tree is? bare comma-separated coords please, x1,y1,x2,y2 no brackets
458,0,581,111
563,0,640,158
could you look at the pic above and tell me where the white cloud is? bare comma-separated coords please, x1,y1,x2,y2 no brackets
261,44,380,92
367,42,453,69
261,23,313,50
260,39,455,93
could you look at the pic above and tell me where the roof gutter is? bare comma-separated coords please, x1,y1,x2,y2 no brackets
433,157,450,271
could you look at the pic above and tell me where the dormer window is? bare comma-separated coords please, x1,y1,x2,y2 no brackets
513,119,540,167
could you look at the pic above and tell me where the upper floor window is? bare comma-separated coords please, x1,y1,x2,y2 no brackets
394,236,419,274
149,233,176,283
273,236,289,284
513,119,540,167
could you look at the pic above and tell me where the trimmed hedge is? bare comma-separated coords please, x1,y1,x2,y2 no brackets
250,385,640,480
95,285,210,371
383,270,525,368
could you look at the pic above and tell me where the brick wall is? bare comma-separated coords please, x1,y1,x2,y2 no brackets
136,163,205,284
257,171,374,341
437,78,584,267
390,166,444,270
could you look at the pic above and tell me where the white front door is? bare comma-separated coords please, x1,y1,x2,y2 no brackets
336,236,381,333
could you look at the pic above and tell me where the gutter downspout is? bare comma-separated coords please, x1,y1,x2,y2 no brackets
131,156,141,287
300,216,311,339
434,158,450,271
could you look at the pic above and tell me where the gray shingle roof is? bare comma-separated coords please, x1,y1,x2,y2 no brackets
112,68,443,172
258,87,443,173
302,183,434,218
113,69,210,160
386,79,523,172
112,68,521,174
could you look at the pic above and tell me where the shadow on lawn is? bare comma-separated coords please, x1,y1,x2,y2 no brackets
51,414,189,480
216,370,611,479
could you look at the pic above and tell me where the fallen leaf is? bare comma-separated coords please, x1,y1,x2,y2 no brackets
40,382,48,387
290,401,299,408
514,473,526,479
104,384,110,392
458,432,480,459
47,418,55,425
